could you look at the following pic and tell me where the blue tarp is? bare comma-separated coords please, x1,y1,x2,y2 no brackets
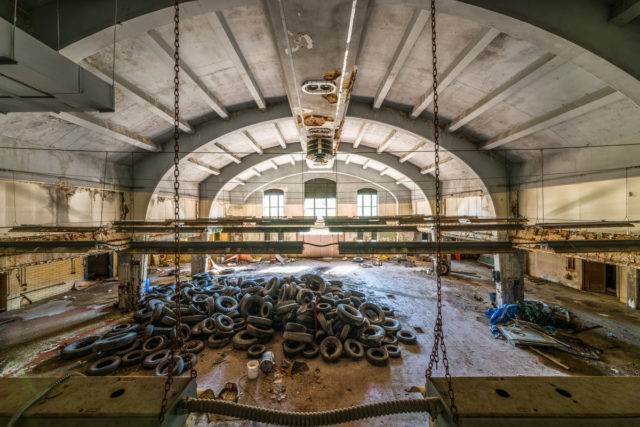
484,304,519,338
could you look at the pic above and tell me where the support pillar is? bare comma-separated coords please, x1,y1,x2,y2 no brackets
494,252,525,305
117,254,147,311
626,268,640,309
190,232,210,275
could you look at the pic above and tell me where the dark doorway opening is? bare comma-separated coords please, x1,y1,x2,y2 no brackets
605,264,617,296
0,273,8,312
86,254,111,280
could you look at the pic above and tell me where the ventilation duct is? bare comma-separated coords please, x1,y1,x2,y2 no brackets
0,18,114,113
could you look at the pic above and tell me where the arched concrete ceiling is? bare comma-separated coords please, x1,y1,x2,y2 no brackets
3,0,640,203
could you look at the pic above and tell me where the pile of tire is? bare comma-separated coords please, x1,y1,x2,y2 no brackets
60,272,417,375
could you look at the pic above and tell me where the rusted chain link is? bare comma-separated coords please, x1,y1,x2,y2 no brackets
160,0,197,421
425,0,457,421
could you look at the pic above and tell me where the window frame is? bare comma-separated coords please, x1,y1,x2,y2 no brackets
357,188,378,217
263,189,285,218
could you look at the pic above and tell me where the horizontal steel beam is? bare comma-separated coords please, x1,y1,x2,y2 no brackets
535,221,635,229
0,241,104,254
439,223,525,231
328,226,418,232
126,241,304,254
9,225,103,233
220,227,310,233
338,241,516,254
539,239,640,253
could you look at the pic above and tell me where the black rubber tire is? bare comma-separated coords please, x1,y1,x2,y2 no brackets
160,315,177,326
260,301,274,318
343,338,365,360
283,331,314,343
232,330,258,350
247,344,266,358
284,322,306,333
396,329,417,345
381,318,401,335
316,302,332,313
385,344,401,358
151,304,163,324
155,355,184,376
359,303,386,325
366,347,389,366
246,324,275,339
241,295,265,318
338,324,351,341
337,304,365,326
143,349,171,369
114,338,143,356
359,325,386,347
283,340,306,358
181,315,206,325
215,295,238,313
233,318,247,331
383,335,398,346
183,352,197,370
111,323,137,334
247,316,273,328
207,335,231,349
93,332,138,353
201,318,217,335
86,356,121,376
142,335,168,354
61,335,102,360
319,337,342,363
183,339,204,354
381,305,395,317
302,342,320,359
121,349,145,366
216,314,235,332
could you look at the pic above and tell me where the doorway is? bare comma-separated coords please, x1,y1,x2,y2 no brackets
605,264,617,296
584,261,606,293
0,273,8,312
86,254,111,280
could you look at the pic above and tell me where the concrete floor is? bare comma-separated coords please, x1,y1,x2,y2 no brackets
2,260,639,426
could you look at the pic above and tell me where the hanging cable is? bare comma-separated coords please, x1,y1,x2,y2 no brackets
425,0,457,421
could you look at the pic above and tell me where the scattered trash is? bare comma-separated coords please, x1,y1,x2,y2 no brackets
247,360,259,380
352,257,364,263
281,359,291,370
528,346,570,370
450,270,481,278
498,322,558,347
217,382,239,402
275,254,286,264
485,304,519,338
291,361,309,375
260,351,275,373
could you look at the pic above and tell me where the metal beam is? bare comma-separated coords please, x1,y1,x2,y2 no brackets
127,241,304,254
329,226,418,232
220,226,310,233
213,142,242,164
373,8,430,109
83,57,194,133
377,129,397,153
145,30,229,118
204,11,266,109
481,87,625,150
535,221,635,229
440,223,525,231
187,158,220,176
274,123,287,149
400,140,426,163
446,54,564,132
421,157,452,174
338,241,516,254
353,122,368,148
242,130,264,154
0,241,105,254
540,239,640,253
411,27,500,118
52,112,160,152
610,0,640,25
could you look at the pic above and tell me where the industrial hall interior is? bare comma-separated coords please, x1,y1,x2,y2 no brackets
1,0,640,425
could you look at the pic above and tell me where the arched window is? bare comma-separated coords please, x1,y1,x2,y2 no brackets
263,189,284,218
357,188,377,217
304,178,336,218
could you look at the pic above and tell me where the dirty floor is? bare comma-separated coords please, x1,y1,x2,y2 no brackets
2,260,640,426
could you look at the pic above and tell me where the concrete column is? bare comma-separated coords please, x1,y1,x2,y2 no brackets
494,252,525,305
190,232,210,275
117,254,147,311
626,268,639,309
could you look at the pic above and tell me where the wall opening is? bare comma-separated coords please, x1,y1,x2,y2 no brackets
606,264,617,296
0,273,8,312
86,254,111,280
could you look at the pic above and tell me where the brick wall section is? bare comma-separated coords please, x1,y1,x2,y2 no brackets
6,257,85,310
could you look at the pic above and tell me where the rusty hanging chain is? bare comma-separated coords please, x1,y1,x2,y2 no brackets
160,0,196,421
425,0,457,421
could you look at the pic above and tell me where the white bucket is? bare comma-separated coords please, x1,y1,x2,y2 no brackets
247,360,259,380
